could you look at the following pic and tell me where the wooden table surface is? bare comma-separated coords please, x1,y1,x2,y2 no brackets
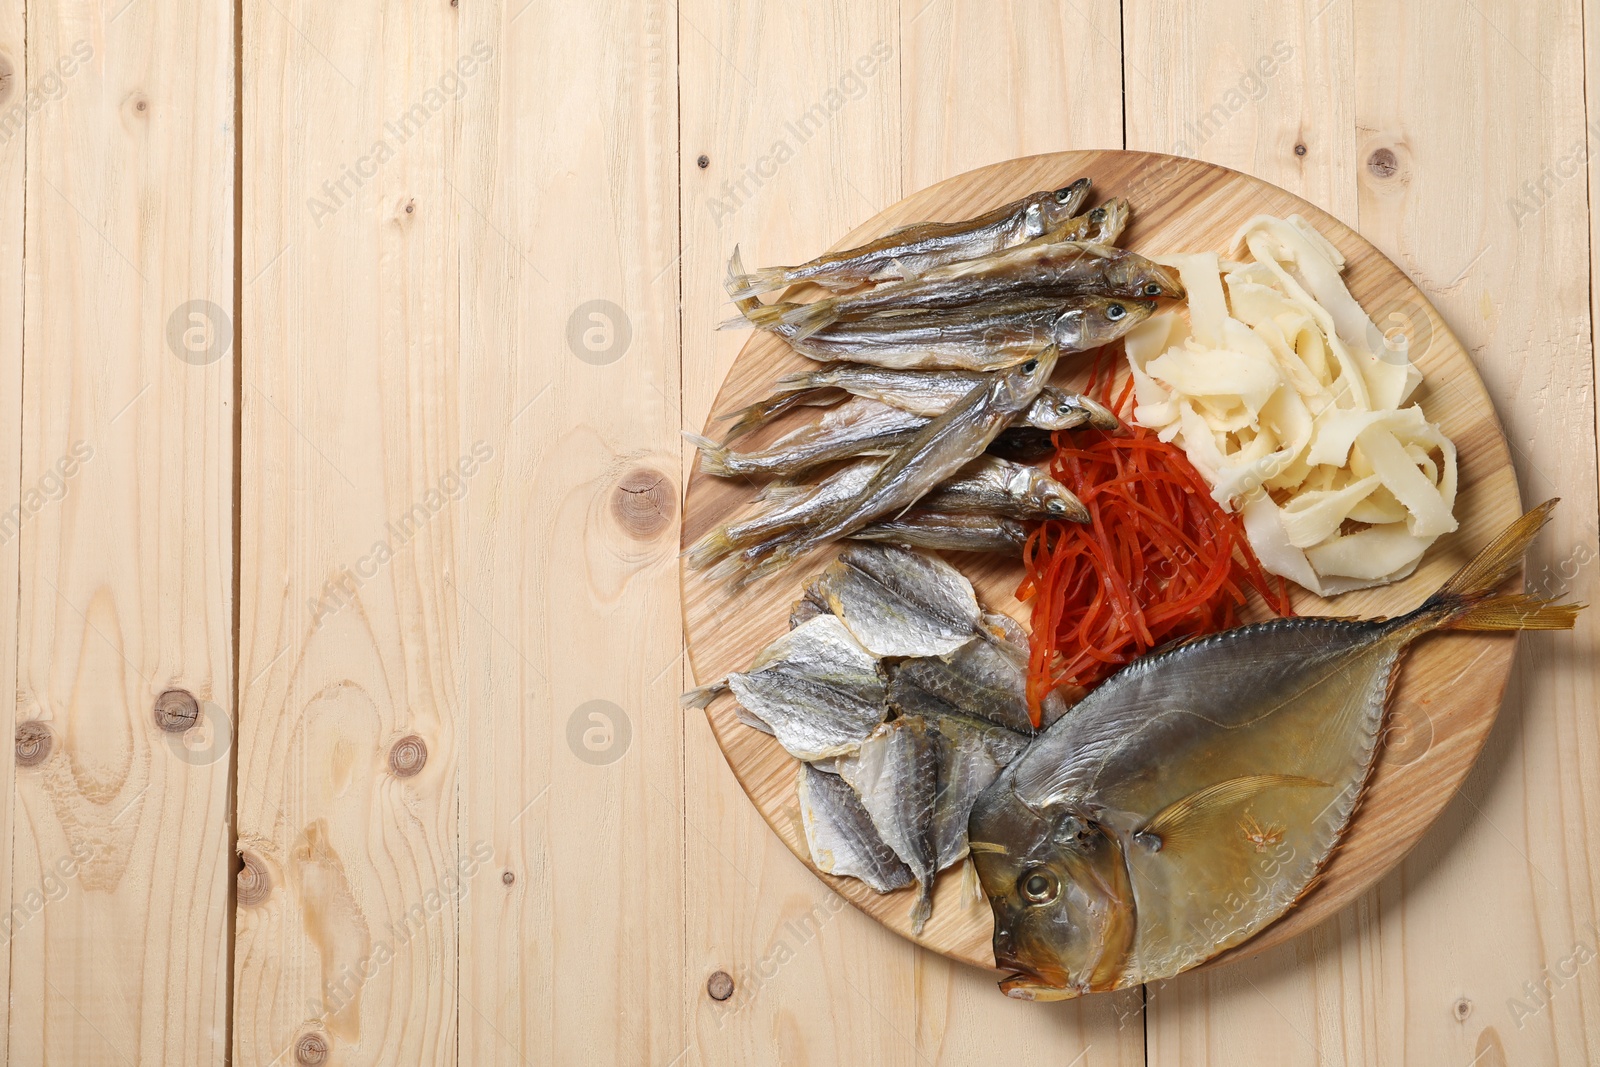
0,1,1594,1064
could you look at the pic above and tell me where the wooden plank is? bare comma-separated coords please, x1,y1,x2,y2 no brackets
888,16,1136,1060
679,5,1142,1063
451,2,686,1065
1130,2,1600,1065
8,0,234,1062
0,0,24,1056
1349,2,1598,1064
1123,7,1363,1065
902,0,1125,188
234,2,462,1063
1124,0,1358,224
677,6,914,1065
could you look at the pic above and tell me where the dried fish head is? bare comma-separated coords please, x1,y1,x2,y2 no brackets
967,794,1135,1000
1103,251,1186,301
1051,297,1156,351
1038,177,1093,234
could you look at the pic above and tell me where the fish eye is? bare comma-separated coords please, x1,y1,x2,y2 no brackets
1020,358,1039,373
1143,282,1163,296
1106,303,1127,321
1046,499,1068,514
1089,207,1105,222
1053,187,1072,202
1019,867,1059,905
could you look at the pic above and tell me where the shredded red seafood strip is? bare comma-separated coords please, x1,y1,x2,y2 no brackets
1019,351,1293,726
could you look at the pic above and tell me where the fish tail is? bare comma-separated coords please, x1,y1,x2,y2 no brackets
909,880,934,934
679,681,728,710
776,296,841,341
1408,500,1583,634
683,431,740,478
725,245,791,300
1435,593,1583,632
722,299,808,332
683,524,741,570
717,390,811,441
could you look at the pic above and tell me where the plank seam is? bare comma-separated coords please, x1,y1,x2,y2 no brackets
226,0,244,1058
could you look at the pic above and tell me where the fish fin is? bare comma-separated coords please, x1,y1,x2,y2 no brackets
1439,499,1559,598
724,246,793,300
682,431,738,478
1135,774,1329,854
679,681,728,710
967,840,1009,855
1406,500,1583,634
888,257,922,283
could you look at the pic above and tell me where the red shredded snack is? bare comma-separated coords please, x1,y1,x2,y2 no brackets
1019,352,1293,725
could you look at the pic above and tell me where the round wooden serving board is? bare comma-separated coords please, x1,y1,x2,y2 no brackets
681,151,1521,978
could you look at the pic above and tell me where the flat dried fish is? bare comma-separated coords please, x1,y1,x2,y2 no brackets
930,712,1031,870
969,503,1582,1000
816,543,982,658
720,614,887,761
889,631,1069,736
798,762,914,893
838,716,941,931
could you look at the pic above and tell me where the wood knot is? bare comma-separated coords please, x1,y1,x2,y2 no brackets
1453,996,1473,1021
613,467,674,539
501,870,515,885
1367,147,1399,178
706,970,734,1001
697,154,710,169
389,735,427,777
237,851,272,906
1293,143,1307,157
154,689,201,732
294,1032,328,1065
15,721,51,766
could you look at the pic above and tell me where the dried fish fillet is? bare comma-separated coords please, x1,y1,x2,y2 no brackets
816,543,982,658
838,716,941,931
799,762,914,893
930,712,1031,870
724,614,887,761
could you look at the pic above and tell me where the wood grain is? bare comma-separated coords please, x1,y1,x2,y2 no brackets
235,3,461,1063
452,1,686,1065
681,151,1522,987
9,1,235,1062
0,0,23,1055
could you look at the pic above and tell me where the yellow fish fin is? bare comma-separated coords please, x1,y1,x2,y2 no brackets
1134,774,1328,854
